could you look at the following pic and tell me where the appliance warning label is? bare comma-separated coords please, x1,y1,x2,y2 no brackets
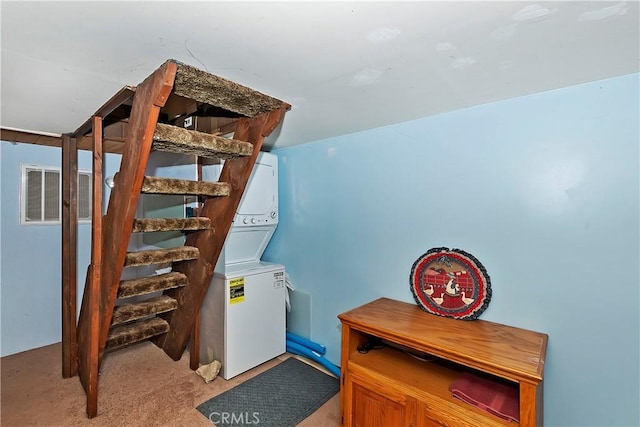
273,271,284,288
229,278,245,304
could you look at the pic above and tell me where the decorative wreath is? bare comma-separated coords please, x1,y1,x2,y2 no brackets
410,247,491,320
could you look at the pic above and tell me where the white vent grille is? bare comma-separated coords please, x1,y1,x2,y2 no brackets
21,165,92,225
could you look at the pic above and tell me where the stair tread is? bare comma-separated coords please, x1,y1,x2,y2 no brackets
112,295,178,326
118,272,188,298
132,217,211,233
173,62,285,118
153,123,253,159
106,317,170,351
124,246,199,267
141,176,229,197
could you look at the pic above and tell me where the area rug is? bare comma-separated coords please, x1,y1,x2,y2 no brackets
196,357,339,426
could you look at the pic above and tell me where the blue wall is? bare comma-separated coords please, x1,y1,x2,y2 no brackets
0,143,121,356
264,73,639,427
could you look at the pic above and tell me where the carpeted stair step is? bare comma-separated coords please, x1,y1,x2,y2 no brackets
106,317,170,351
173,62,284,118
111,295,178,326
141,176,230,197
132,217,211,233
118,272,188,298
124,247,199,267
153,123,253,159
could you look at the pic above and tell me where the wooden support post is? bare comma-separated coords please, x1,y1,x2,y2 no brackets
85,115,103,418
61,134,78,378
520,381,544,427
190,312,200,371
190,156,203,371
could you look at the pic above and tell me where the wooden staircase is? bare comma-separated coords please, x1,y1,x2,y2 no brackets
61,60,290,418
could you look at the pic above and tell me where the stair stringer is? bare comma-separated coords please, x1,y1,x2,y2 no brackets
76,60,177,418
156,104,290,360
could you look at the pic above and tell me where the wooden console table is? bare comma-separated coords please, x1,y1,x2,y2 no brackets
338,298,548,427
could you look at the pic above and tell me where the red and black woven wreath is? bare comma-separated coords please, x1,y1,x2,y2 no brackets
410,247,491,320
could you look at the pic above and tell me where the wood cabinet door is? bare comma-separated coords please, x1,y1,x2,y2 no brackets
347,376,416,427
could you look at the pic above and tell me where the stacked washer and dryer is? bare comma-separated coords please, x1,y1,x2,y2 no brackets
199,152,286,379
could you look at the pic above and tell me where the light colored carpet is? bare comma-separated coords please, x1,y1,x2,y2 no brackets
1,342,340,426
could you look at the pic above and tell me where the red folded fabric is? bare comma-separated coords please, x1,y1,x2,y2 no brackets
448,372,519,423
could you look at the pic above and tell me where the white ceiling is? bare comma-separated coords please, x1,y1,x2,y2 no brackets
1,1,638,149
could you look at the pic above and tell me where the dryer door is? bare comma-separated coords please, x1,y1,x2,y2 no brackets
235,152,278,227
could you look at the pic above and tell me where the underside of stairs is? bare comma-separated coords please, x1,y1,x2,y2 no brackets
61,59,290,418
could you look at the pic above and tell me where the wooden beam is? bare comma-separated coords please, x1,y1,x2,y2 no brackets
0,127,126,154
78,135,124,154
61,134,78,378
158,105,289,360
1,114,238,155
71,86,135,138
1,127,63,147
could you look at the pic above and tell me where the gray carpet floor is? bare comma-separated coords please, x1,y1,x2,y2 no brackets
197,357,339,426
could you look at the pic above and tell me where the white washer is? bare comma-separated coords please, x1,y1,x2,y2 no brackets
200,261,286,379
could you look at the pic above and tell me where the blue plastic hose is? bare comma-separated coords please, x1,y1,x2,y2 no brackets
285,332,327,355
286,340,341,378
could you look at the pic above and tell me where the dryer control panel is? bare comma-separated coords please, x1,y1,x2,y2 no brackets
239,211,277,226
202,152,279,228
